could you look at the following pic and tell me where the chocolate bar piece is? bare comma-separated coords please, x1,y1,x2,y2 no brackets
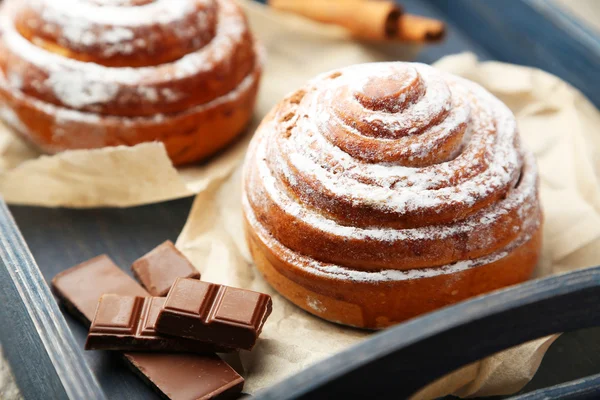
156,278,272,351
85,295,230,353
53,256,244,400
127,353,243,400
132,241,200,297
52,255,148,325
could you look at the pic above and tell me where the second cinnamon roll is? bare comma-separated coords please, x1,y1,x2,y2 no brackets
0,0,262,165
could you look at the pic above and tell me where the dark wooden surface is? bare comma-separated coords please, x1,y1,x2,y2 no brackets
0,199,105,400
3,0,600,399
9,199,193,400
513,372,600,399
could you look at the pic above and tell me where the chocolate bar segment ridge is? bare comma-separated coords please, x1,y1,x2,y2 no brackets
85,295,231,353
156,278,272,350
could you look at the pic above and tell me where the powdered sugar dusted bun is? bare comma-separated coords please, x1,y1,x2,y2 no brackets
0,0,261,165
243,62,542,329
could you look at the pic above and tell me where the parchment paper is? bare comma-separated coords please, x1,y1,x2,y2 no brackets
174,55,600,399
2,1,600,399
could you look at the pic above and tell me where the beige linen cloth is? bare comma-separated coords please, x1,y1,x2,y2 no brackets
2,1,600,398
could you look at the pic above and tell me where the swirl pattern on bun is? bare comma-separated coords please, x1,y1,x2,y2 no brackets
243,62,542,329
0,0,261,165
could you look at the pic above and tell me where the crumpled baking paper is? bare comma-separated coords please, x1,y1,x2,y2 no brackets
3,0,600,398
174,54,600,399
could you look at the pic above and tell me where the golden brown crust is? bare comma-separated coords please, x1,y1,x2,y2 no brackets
242,62,543,328
0,0,261,165
246,217,542,329
0,63,260,165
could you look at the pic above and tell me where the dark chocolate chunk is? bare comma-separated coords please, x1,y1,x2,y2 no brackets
132,240,200,297
156,278,272,351
85,294,230,353
52,256,244,400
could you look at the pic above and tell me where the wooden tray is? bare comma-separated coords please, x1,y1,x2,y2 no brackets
1,0,600,399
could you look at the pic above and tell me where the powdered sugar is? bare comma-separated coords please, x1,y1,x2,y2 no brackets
1,0,250,114
99,26,135,44
86,0,155,6
359,67,451,134
0,60,258,132
6,72,22,90
32,0,199,28
252,141,537,242
243,61,540,275
306,297,325,312
46,71,119,108
254,63,522,220
0,106,28,134
136,87,158,102
243,192,534,283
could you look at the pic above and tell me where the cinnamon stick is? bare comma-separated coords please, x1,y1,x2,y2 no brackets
269,0,446,43
269,0,403,41
397,14,446,42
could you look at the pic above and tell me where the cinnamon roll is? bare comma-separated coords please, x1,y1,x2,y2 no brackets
0,0,261,165
243,62,542,329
